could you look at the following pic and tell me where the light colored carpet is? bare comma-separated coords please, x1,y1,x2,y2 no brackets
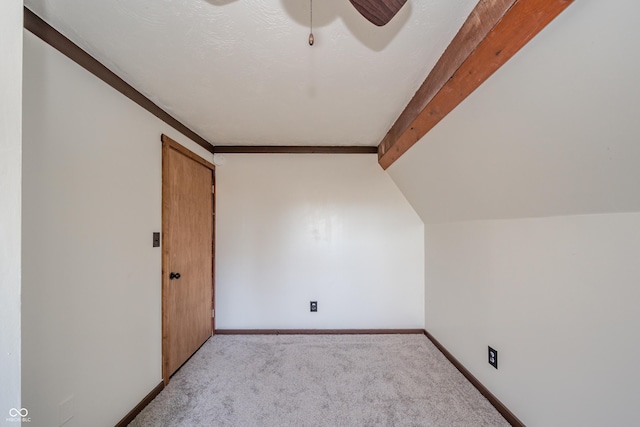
129,334,510,426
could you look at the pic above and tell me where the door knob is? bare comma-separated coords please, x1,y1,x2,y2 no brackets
169,272,181,280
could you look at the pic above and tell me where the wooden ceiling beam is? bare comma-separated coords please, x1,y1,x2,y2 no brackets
24,7,215,154
377,0,574,169
212,146,378,154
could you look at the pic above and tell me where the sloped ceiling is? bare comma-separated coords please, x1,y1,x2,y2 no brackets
23,0,478,147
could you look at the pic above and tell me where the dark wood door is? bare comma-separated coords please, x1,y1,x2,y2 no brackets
162,135,214,382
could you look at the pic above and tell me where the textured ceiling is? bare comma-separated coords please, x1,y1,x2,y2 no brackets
24,0,478,147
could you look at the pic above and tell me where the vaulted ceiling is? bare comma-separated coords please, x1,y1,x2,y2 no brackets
23,0,479,147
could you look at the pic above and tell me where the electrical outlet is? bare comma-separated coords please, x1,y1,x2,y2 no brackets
310,301,317,312
488,346,498,369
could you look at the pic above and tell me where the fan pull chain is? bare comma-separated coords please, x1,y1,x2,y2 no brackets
309,0,314,46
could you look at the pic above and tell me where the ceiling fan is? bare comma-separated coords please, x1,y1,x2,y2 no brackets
349,0,409,26
308,0,408,45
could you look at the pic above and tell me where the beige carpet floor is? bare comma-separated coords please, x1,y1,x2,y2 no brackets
129,334,510,426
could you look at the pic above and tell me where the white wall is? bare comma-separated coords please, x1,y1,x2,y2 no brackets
0,0,22,421
22,30,212,426
388,0,640,425
423,214,640,426
215,154,424,329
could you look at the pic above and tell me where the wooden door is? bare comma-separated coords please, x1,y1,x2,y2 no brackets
162,135,214,382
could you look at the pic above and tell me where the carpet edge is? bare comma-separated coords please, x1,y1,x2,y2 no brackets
423,329,526,427
215,329,425,335
114,381,164,427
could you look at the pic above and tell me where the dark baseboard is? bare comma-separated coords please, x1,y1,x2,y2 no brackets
215,329,424,335
423,330,525,427
114,381,164,427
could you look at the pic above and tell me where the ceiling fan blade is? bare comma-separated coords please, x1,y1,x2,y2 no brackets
349,0,408,26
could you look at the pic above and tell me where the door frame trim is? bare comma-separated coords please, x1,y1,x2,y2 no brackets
161,134,215,385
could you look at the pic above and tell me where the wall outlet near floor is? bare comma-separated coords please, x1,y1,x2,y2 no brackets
488,346,498,369
310,301,317,312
